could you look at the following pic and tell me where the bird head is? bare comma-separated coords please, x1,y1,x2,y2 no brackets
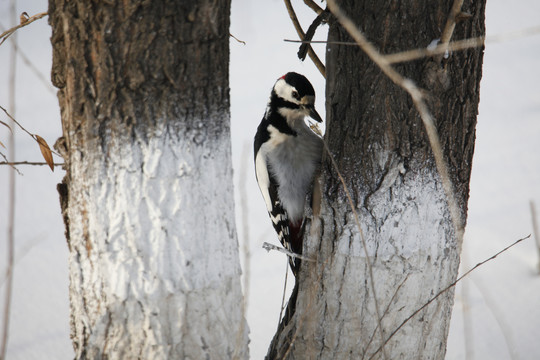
272,72,323,123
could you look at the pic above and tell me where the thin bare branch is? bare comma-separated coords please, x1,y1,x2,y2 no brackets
283,0,326,78
0,105,34,140
262,242,315,262
368,235,530,360
0,12,48,47
303,0,324,15
298,10,330,62
278,261,289,330
0,155,22,175
440,0,465,48
286,24,540,64
229,33,246,45
384,36,484,64
0,19,52,93
364,274,410,358
0,105,62,158
284,36,484,64
0,161,64,167
530,201,540,272
0,22,55,93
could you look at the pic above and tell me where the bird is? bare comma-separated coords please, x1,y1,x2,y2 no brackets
254,72,323,276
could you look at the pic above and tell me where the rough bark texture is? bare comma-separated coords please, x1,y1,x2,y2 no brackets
49,0,248,358
268,1,485,359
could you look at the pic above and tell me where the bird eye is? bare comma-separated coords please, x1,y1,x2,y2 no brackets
292,90,300,100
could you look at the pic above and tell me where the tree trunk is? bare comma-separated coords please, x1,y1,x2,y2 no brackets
49,1,248,358
268,1,485,358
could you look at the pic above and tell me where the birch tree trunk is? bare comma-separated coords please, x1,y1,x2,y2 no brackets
49,1,248,358
268,1,485,358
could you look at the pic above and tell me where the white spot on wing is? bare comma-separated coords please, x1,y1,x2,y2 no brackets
270,213,286,225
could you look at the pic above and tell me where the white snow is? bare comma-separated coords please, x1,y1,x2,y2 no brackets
0,0,539,359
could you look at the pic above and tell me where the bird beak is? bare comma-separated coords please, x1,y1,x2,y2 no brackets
307,105,323,123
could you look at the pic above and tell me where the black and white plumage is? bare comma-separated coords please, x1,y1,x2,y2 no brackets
254,72,323,276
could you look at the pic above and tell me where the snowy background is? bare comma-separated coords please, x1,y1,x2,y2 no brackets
1,0,539,359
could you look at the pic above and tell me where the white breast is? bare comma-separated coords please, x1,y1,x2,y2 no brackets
266,123,323,222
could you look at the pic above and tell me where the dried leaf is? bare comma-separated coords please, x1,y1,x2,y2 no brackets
34,134,54,172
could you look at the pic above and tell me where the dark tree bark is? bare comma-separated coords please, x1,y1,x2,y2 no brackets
268,1,485,359
49,0,247,358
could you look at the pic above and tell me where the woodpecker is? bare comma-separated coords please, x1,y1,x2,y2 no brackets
254,72,323,276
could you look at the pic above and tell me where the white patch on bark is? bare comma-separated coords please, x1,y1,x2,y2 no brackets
296,165,459,359
67,126,248,359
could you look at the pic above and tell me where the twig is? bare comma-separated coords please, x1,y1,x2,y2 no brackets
0,21,55,93
368,235,531,359
530,201,540,272
0,105,61,158
303,0,324,15
384,36,484,64
0,17,55,93
0,161,64,167
229,33,246,45
0,153,22,174
0,12,48,47
285,37,487,63
283,0,326,78
285,24,540,64
278,260,289,329
262,242,315,262
364,274,410,359
439,0,465,50
298,10,330,61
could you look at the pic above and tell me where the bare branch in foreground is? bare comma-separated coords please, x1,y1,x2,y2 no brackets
229,33,246,45
0,161,64,167
303,0,324,15
262,242,315,262
0,21,56,94
0,12,48,47
284,36,482,64
530,201,540,273
0,105,62,159
439,0,465,50
368,234,531,360
285,24,540,64
0,153,22,175
283,0,326,78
